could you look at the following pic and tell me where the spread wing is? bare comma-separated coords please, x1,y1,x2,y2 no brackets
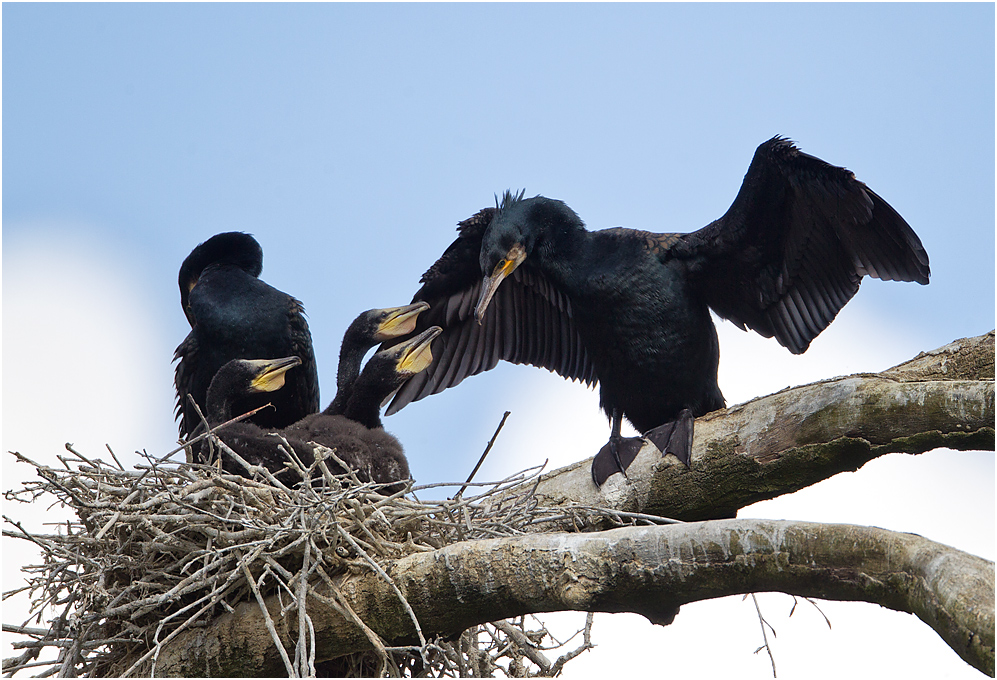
670,136,929,354
384,208,597,415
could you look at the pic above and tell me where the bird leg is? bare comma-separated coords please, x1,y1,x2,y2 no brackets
591,409,645,487
643,408,695,467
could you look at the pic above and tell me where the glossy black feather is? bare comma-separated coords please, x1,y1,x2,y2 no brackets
672,136,929,354
173,232,320,439
383,138,929,485
384,209,597,414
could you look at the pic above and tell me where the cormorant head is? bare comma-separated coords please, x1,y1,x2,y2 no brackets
340,326,441,428
476,190,534,322
205,356,301,424
374,325,443,379
348,302,431,345
475,191,581,322
232,356,303,395
178,232,264,327
353,326,442,411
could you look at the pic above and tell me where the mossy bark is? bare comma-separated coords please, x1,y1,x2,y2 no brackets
141,332,996,678
530,331,995,524
147,521,995,677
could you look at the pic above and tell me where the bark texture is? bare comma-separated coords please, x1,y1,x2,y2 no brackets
145,332,995,677
150,521,995,677
530,331,994,524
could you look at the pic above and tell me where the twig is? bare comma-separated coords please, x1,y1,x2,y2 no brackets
789,596,832,630
750,593,777,678
548,613,595,674
156,403,274,465
454,411,511,500
242,562,296,677
335,526,429,661
493,620,552,672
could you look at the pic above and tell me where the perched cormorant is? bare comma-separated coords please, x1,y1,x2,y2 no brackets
201,326,442,492
381,137,931,486
174,232,320,439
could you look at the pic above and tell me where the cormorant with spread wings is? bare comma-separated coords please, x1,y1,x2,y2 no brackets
382,137,930,486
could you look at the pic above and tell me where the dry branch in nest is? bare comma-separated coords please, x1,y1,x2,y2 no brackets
3,331,994,678
2,435,640,678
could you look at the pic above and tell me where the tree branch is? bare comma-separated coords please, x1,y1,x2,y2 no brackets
123,332,997,677
529,331,995,524
149,520,995,677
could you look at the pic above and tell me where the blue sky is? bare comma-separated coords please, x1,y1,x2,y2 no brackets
3,4,993,678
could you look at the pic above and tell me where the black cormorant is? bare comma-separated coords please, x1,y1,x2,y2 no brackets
381,137,931,486
201,326,441,492
174,232,320,439
196,354,318,484
202,356,303,428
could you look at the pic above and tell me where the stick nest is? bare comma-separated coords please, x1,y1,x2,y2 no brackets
2,437,648,678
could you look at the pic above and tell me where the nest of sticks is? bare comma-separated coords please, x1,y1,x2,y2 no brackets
2,425,662,678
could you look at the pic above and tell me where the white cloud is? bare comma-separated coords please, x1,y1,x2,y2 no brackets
3,232,172,465
2,228,177,663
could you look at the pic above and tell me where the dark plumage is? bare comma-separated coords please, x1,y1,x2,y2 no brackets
382,137,931,486
326,302,430,416
200,326,442,492
174,232,320,439
202,356,303,428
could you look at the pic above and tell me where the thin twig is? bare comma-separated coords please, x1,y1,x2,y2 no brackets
243,562,296,678
454,411,511,500
750,593,777,678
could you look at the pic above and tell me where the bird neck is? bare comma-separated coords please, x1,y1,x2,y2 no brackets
327,337,368,415
343,395,383,430
204,371,241,426
342,366,397,430
527,210,587,288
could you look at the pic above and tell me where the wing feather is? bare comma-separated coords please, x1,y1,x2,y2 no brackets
383,209,597,415
673,136,929,354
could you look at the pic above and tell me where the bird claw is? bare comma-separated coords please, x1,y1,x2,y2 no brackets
644,409,695,467
591,435,645,487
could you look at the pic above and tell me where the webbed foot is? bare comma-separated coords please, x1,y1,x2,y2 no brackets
644,408,695,467
591,434,645,487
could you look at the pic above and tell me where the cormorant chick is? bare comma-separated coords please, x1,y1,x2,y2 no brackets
380,137,931,486
284,326,442,489
326,302,430,416
201,327,441,493
202,356,303,427
174,232,319,439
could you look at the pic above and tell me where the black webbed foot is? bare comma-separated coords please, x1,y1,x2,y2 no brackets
644,408,695,467
591,434,645,487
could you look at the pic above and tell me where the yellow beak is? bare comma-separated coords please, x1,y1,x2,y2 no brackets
249,356,303,393
374,301,431,341
474,243,526,323
395,326,443,375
